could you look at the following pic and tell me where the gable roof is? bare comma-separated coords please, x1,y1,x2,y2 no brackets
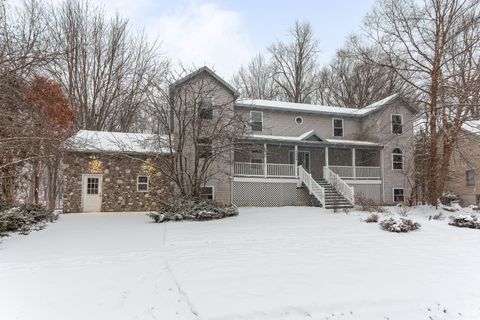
65,130,171,154
235,94,417,117
171,66,239,97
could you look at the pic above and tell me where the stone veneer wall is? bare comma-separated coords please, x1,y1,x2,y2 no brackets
63,152,173,213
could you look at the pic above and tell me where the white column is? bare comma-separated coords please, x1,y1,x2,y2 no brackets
325,147,329,168
294,145,298,177
263,143,267,178
352,148,356,180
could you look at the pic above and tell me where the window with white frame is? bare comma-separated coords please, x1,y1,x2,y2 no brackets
393,188,404,202
295,116,303,125
250,111,263,132
392,148,403,170
466,169,475,186
199,96,214,119
200,186,214,200
333,118,343,137
198,137,212,158
137,175,149,192
392,114,403,134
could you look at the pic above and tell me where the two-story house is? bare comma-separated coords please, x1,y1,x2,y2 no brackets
63,67,416,212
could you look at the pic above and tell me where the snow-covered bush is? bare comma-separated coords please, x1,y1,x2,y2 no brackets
449,214,480,229
397,204,411,216
0,204,59,236
355,195,384,212
148,197,238,223
364,213,379,223
379,217,421,233
441,190,460,205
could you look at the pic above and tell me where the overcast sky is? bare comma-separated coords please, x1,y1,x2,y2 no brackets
42,0,378,79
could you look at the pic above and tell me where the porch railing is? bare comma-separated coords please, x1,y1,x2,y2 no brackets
324,167,355,205
298,166,325,206
329,166,381,179
234,162,296,178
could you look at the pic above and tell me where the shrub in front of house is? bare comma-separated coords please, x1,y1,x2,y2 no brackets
0,204,59,236
449,214,480,229
147,197,239,223
355,195,385,213
379,217,421,233
364,213,379,223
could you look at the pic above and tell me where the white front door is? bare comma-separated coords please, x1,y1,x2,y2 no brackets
82,174,103,212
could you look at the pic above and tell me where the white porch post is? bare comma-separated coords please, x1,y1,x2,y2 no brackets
352,148,356,180
325,147,329,168
263,143,267,178
294,145,298,177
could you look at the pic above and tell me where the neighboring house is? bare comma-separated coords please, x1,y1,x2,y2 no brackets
63,67,416,212
446,121,480,206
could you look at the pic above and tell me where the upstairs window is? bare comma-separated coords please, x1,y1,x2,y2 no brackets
200,186,214,200
392,114,403,134
250,111,263,132
333,118,343,137
199,97,214,120
198,138,212,158
466,169,475,186
137,175,149,192
392,148,403,170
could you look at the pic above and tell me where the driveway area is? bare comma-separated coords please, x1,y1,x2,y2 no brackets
1,207,480,320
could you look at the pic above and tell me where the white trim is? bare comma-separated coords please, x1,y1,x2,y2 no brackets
250,110,263,132
233,177,299,183
332,118,344,137
137,175,149,192
392,187,405,202
295,116,304,125
391,114,403,134
391,147,404,170
202,185,215,200
344,180,382,185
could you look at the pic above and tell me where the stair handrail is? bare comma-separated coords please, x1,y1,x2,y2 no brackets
323,167,355,205
298,166,325,206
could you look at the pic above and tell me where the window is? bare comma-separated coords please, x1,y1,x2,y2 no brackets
393,188,404,202
295,116,303,125
199,97,214,119
392,148,403,170
86,177,99,194
250,111,263,132
392,114,403,134
466,169,475,186
250,148,263,164
137,175,149,192
200,186,214,200
198,138,212,158
333,118,343,137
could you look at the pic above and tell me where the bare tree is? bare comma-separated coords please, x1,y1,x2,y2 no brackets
231,53,277,100
146,67,252,197
360,0,480,205
47,0,166,132
268,21,319,103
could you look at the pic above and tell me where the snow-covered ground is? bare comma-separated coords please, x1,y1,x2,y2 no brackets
1,206,480,320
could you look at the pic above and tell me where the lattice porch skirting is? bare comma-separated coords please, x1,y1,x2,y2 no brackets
233,181,312,207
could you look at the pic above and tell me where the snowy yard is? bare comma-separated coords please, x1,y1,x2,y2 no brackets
1,207,480,320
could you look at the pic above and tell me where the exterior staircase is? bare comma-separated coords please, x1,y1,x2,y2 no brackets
314,179,354,209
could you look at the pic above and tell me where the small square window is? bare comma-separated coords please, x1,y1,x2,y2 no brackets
392,114,403,134
466,169,475,186
393,188,404,202
333,119,343,137
198,138,212,158
250,111,263,132
200,186,214,200
137,175,149,192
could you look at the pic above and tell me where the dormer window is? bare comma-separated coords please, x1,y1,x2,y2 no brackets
392,114,403,134
250,111,263,132
333,118,343,137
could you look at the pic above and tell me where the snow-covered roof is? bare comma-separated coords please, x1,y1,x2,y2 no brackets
462,120,480,134
66,130,171,154
171,66,239,97
235,94,416,117
246,130,381,147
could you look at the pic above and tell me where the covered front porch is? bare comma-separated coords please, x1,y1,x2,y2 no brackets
234,138,382,181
